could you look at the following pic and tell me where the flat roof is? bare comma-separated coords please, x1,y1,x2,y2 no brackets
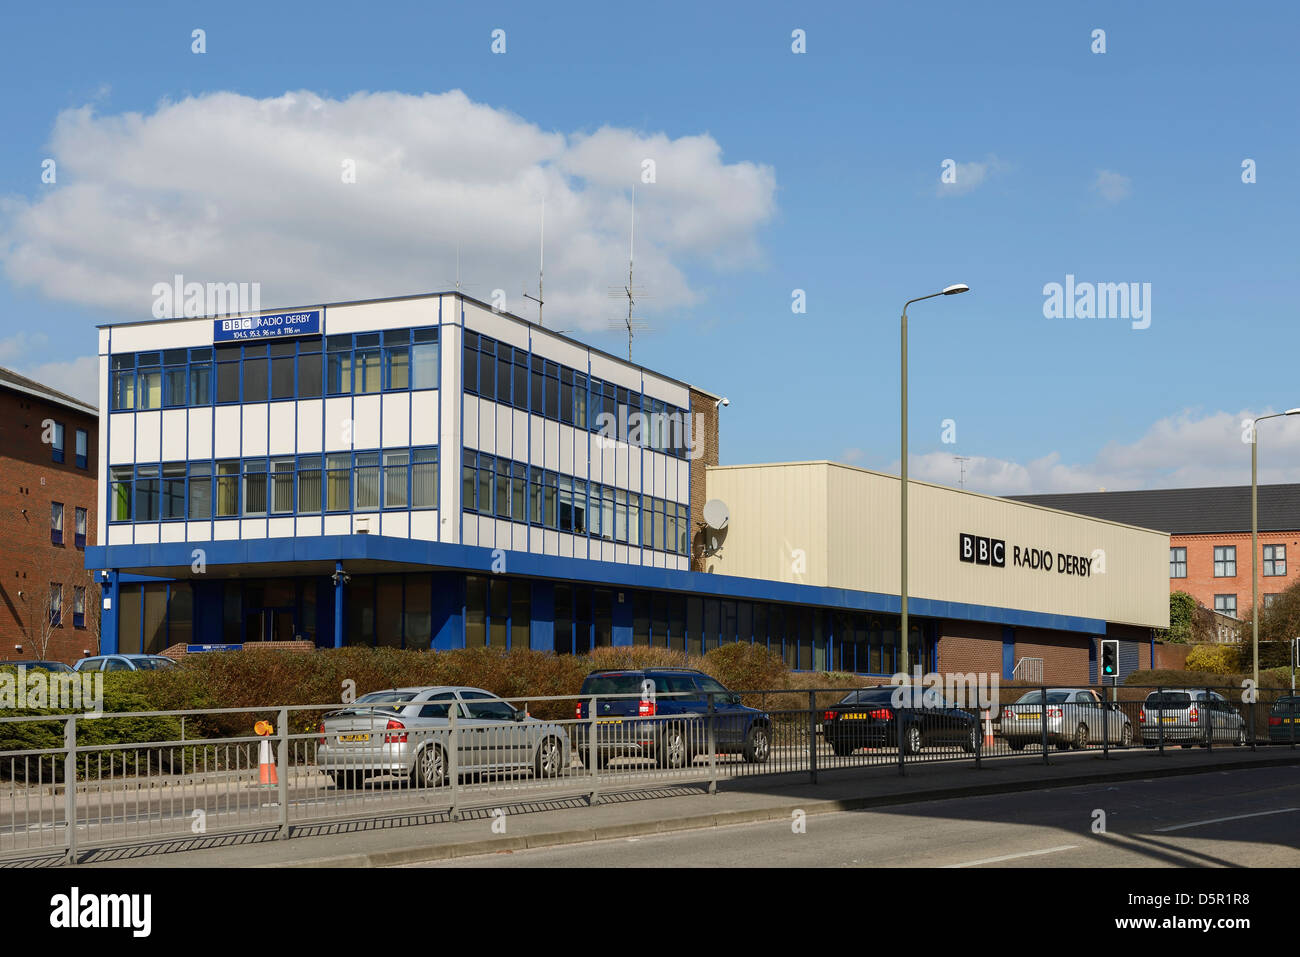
97,290,715,400
0,365,97,416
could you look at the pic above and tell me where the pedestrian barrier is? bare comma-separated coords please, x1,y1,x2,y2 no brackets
0,683,1293,864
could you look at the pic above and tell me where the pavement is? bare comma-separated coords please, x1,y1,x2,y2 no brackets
54,745,1299,868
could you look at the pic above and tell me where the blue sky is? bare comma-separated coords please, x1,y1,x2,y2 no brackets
2,0,1298,493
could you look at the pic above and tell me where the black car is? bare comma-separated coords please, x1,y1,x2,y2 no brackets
572,668,772,769
1,659,74,673
821,686,979,756
1269,696,1300,744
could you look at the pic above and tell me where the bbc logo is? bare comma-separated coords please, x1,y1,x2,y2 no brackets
959,533,1005,568
221,318,254,331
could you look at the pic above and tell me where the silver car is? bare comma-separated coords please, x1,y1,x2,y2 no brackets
1001,687,1134,750
1140,689,1247,748
317,686,571,789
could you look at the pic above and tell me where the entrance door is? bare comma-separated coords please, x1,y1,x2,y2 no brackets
244,606,297,643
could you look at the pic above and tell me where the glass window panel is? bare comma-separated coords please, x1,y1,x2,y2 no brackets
162,463,186,519
356,349,381,393
466,575,487,646
412,342,439,390
138,370,162,409
135,465,160,521
243,461,267,516
354,453,380,510
404,574,432,650
412,448,438,508
217,362,239,402
243,358,268,402
112,371,136,410
297,456,322,513
216,461,239,517
386,346,410,390
384,450,409,508
270,356,294,399
489,579,508,647
270,458,294,513
164,368,187,407
326,454,351,511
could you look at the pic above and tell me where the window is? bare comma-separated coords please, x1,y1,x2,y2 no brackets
298,341,322,398
383,451,409,508
189,463,212,519
355,453,381,511
163,350,187,407
135,465,160,521
50,502,63,545
1263,593,1280,609
189,350,212,405
75,507,86,547
412,328,439,389
355,337,381,394
1213,546,1236,578
137,354,162,409
215,461,240,517
110,467,132,521
412,448,438,509
111,354,136,410
1264,544,1287,577
216,351,240,403
243,352,268,402
297,456,322,513
51,422,65,463
242,460,268,516
1214,594,1237,617
75,429,88,469
270,343,295,400
161,462,186,519
270,458,295,514
384,332,410,390
326,454,351,511
49,584,62,628
73,586,86,629
1169,547,1187,578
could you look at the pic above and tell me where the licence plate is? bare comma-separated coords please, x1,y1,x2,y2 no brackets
1018,713,1040,720
841,714,869,720
1161,716,1177,723
1279,717,1295,724
338,733,370,742
596,719,623,725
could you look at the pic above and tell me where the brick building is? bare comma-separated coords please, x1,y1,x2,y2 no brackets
0,368,100,664
1012,485,1300,621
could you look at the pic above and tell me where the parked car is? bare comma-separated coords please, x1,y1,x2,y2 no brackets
74,654,177,672
317,686,571,789
1139,689,1247,748
1,659,74,673
1268,696,1300,744
571,669,772,768
1002,688,1133,750
821,685,979,756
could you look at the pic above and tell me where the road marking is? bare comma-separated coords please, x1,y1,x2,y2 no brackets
945,844,1078,868
1153,807,1298,832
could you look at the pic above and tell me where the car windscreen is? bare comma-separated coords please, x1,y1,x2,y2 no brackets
1014,691,1071,704
583,675,653,696
1272,697,1300,711
134,658,175,670
1145,693,1192,709
355,691,418,707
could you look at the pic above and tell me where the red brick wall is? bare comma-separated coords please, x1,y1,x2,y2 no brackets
1014,629,1092,685
0,387,99,665
1170,530,1300,618
937,620,1003,677
688,388,720,571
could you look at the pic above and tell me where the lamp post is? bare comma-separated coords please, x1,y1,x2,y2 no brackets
900,283,969,674
1250,409,1300,686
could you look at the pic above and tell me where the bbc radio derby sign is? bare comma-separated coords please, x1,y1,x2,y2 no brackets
213,310,320,342
959,533,1095,578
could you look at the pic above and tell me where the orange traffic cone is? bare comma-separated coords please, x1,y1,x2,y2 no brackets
255,719,278,787
982,709,995,749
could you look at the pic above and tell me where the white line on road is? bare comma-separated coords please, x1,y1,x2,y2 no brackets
945,844,1079,868
1153,807,1298,832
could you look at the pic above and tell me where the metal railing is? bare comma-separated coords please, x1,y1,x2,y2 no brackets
0,683,1294,864
1011,657,1044,683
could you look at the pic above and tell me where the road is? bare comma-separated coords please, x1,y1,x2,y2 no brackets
408,764,1300,867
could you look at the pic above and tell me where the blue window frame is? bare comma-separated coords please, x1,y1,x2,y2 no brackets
73,585,86,629
51,421,65,463
75,429,88,469
50,501,63,545
75,506,86,548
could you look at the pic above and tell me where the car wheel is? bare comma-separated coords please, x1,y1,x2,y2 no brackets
1235,728,1246,748
333,771,360,790
1120,723,1133,748
657,725,690,769
1008,741,1025,751
533,736,563,778
415,744,447,788
1072,724,1089,750
962,724,978,753
743,725,771,764
904,724,923,756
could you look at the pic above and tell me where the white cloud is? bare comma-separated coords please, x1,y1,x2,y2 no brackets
21,355,99,405
936,155,1006,197
899,408,1300,494
0,90,777,330
1092,169,1132,204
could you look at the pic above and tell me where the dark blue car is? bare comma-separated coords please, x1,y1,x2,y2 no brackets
573,668,772,769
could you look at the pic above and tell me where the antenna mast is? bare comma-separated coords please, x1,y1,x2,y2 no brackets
625,185,636,361
523,197,545,325
954,455,971,489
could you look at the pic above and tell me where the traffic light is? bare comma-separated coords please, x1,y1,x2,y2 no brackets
1101,640,1119,680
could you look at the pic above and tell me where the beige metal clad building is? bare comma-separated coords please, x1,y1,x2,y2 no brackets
703,461,1169,682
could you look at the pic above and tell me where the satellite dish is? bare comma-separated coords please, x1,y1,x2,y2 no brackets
702,499,730,531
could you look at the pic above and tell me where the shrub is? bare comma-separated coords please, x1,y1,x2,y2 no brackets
1184,643,1238,675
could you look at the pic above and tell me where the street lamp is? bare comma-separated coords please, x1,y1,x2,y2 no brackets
1250,408,1300,686
900,283,969,674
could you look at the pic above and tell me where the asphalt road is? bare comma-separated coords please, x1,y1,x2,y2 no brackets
410,764,1300,867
